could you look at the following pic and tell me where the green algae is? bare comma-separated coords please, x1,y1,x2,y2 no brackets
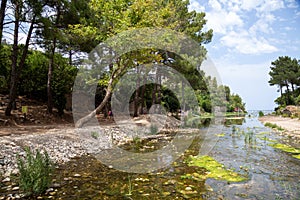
268,143,300,159
184,155,248,182
292,154,300,159
216,133,225,137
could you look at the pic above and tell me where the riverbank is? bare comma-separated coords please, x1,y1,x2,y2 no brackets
259,115,300,142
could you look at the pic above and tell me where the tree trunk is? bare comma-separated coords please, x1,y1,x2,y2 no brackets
5,12,35,116
75,79,113,128
285,81,291,105
47,37,57,113
47,5,61,114
0,0,7,44
140,74,147,115
182,80,185,112
157,68,161,104
133,66,140,117
152,69,158,105
291,83,295,93
74,60,128,128
5,2,19,116
69,49,72,65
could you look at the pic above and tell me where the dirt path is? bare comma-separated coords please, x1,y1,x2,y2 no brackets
259,115,300,140
0,124,74,136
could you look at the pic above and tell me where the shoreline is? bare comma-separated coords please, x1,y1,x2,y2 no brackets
259,115,300,142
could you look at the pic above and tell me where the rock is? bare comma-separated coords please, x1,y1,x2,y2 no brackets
49,192,56,196
2,177,10,182
185,186,193,191
73,174,81,177
12,186,19,191
46,188,54,193
52,183,61,188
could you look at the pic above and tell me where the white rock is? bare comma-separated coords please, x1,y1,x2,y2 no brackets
2,177,10,182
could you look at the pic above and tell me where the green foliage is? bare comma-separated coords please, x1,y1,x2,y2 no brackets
264,122,285,131
244,131,255,145
91,131,99,139
17,147,54,196
258,111,264,117
18,49,77,114
51,55,78,115
0,45,11,92
269,56,300,107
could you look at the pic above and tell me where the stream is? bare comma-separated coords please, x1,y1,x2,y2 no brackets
2,112,300,199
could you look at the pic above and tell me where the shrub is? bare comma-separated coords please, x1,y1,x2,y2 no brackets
17,147,54,196
258,111,264,117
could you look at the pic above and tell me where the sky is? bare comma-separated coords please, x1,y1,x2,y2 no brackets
189,0,300,110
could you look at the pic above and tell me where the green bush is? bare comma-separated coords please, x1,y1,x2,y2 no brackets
17,147,54,196
258,111,264,117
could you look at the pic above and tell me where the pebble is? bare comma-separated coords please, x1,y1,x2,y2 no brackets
2,177,10,182
12,186,19,191
73,174,81,177
185,186,193,191
52,183,61,188
49,192,56,196
46,188,54,193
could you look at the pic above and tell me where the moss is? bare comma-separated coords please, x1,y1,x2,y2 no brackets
216,133,225,137
185,155,248,182
268,143,300,154
292,154,300,159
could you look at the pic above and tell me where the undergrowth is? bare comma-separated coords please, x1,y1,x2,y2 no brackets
17,147,54,196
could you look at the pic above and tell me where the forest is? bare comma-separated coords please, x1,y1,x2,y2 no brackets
0,0,245,126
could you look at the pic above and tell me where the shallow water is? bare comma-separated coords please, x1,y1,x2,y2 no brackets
53,114,300,199
2,113,300,199
206,115,300,199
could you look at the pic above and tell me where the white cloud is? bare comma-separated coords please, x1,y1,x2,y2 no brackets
206,6,243,34
257,0,285,13
208,0,222,11
249,14,276,35
188,0,205,12
285,0,299,8
220,30,278,54
240,0,264,11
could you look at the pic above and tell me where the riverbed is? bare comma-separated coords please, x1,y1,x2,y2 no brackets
1,112,300,199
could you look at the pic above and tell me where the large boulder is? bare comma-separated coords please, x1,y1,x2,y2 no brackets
281,105,300,117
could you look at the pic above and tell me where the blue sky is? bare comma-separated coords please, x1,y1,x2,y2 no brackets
189,0,300,110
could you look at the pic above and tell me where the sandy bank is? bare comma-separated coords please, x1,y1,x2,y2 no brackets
259,115,300,141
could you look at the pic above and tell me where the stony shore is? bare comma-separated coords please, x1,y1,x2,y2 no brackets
0,126,134,179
